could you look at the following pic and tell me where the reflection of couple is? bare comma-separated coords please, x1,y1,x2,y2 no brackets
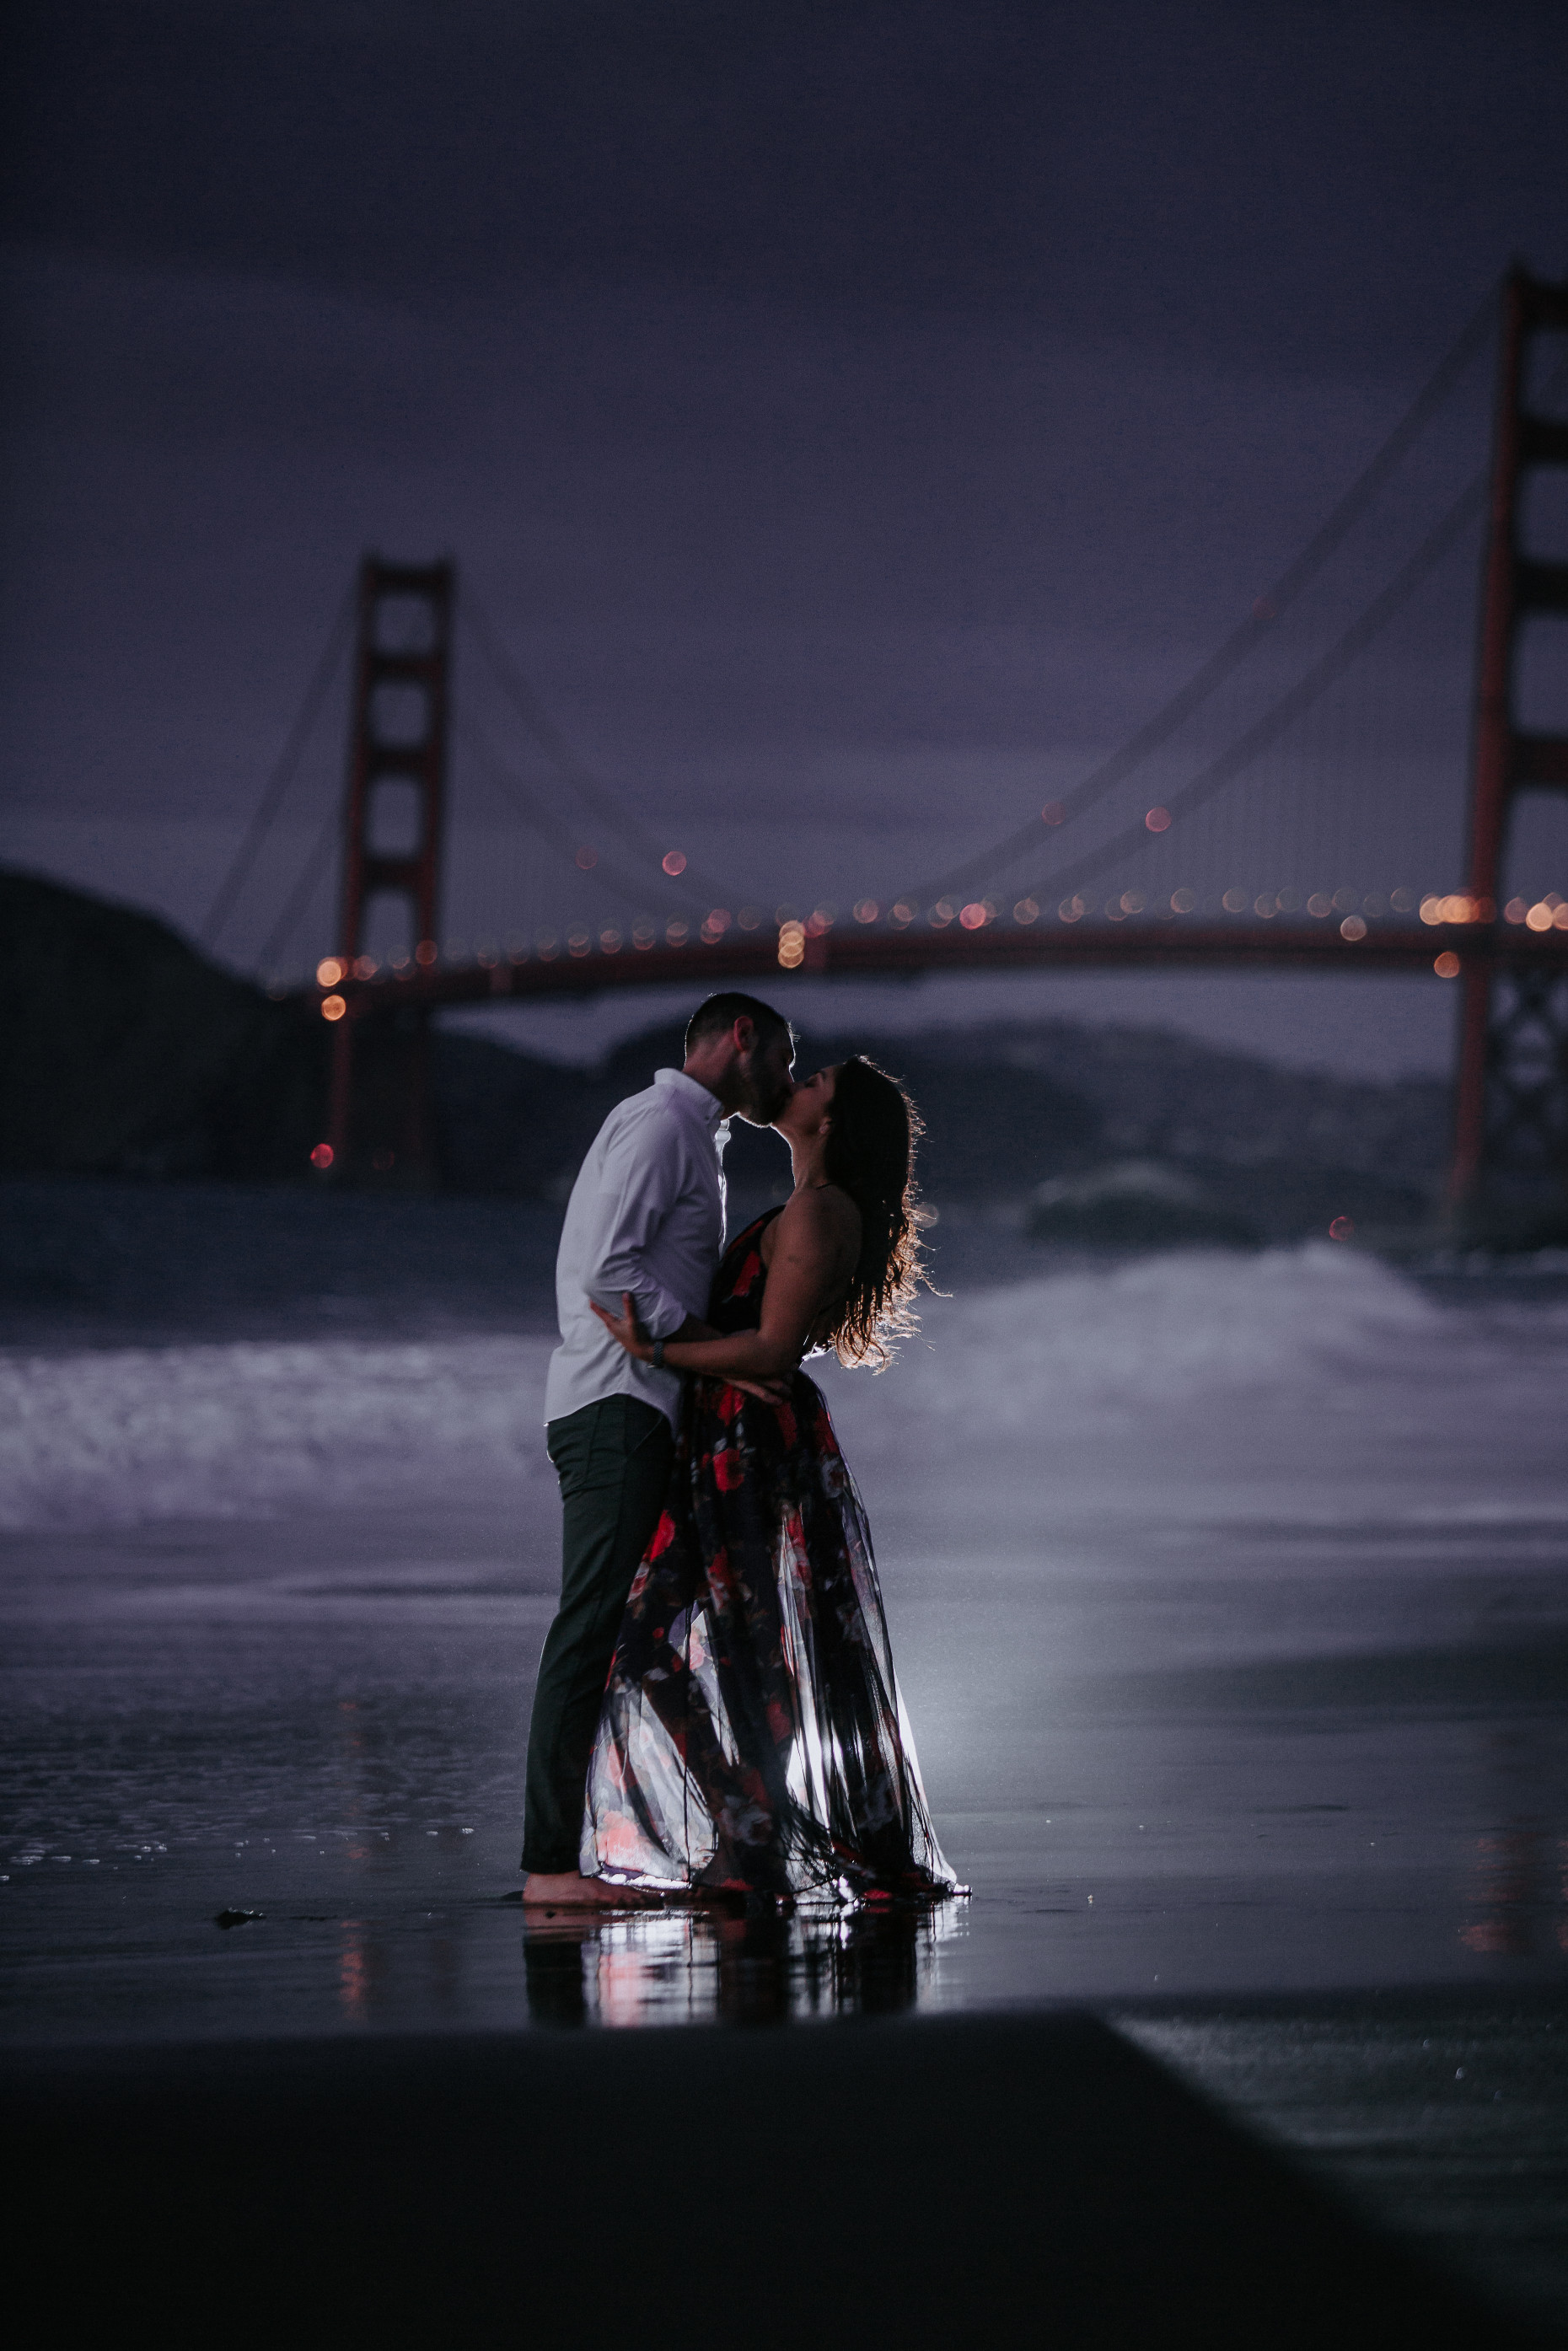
521,991,959,1909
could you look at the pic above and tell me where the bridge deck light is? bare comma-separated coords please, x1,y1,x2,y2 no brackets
1340,915,1367,942
889,901,915,926
666,919,689,946
416,939,438,966
1434,951,1462,977
1170,888,1197,914
1013,898,1039,924
315,958,346,987
1308,894,1333,918
959,901,988,929
320,993,347,1021
1058,895,1085,923
662,851,686,877
1526,900,1555,931
777,919,806,969
1222,888,1248,913
854,899,880,924
1505,898,1528,923
738,906,762,929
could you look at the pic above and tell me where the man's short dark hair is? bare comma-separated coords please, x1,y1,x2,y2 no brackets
685,993,793,1057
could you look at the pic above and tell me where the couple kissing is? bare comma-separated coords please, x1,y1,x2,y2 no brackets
520,990,961,1911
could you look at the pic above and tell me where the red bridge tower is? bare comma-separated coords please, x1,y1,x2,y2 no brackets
1453,269,1568,1228
325,556,454,1184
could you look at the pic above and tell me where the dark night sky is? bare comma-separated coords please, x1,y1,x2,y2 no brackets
3,1,1565,1071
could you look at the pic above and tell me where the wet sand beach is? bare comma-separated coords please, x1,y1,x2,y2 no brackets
3,1189,1566,2336
4,2014,1541,2348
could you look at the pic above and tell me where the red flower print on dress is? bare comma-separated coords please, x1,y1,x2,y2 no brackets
712,1444,745,1492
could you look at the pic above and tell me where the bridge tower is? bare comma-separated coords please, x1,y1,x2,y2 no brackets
325,556,454,1184
1453,270,1568,1231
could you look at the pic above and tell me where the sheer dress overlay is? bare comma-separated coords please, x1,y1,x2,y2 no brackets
583,1210,959,1899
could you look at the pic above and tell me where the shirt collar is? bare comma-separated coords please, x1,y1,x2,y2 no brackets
654,1067,728,1129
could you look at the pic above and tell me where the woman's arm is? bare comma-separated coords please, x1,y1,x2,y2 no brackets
590,1187,859,1382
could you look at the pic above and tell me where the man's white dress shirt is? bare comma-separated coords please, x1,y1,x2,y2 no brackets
544,1068,728,1432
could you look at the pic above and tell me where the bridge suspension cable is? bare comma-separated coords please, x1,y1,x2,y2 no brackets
254,801,341,974
455,706,701,915
1018,470,1490,911
201,580,356,950
897,282,1500,910
459,588,744,910
1018,335,1568,915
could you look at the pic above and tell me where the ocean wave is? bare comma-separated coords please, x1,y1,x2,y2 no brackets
889,1242,1446,1434
0,1334,552,1531
2,1248,1561,1532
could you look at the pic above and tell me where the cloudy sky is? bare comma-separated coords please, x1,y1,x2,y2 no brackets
3,1,1565,1071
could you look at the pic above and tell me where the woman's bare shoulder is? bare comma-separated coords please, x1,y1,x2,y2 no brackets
779,1184,860,1263
764,1184,859,1256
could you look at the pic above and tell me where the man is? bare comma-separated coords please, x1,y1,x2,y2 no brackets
520,991,797,1907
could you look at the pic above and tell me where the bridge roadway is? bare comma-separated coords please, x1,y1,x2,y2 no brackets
295,918,1568,1018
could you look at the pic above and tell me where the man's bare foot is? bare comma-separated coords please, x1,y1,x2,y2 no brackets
519,1870,661,1909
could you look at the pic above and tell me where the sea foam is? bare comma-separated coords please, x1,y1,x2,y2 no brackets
2,1248,1562,1532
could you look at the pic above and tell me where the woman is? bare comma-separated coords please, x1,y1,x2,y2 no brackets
586,1055,960,1903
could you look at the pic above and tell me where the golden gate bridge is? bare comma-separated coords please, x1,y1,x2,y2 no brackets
202,271,1568,1226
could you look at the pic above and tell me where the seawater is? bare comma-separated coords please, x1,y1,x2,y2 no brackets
3,1220,1566,2042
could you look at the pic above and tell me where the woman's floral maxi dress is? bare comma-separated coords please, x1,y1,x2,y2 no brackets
583,1209,958,1898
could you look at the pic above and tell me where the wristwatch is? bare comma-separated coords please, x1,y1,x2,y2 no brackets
652,1339,666,1371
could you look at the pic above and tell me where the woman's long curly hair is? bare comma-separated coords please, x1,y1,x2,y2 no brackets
819,1055,932,1370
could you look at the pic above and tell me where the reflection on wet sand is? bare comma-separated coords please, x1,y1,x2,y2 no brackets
522,1898,968,2028
1459,1822,1568,1957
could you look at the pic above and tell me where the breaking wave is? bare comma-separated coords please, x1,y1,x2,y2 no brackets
2,1246,1563,1531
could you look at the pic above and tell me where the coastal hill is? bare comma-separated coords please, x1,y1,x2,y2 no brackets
4,867,1447,1236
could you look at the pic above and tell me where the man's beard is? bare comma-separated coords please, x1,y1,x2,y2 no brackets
735,1054,791,1125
